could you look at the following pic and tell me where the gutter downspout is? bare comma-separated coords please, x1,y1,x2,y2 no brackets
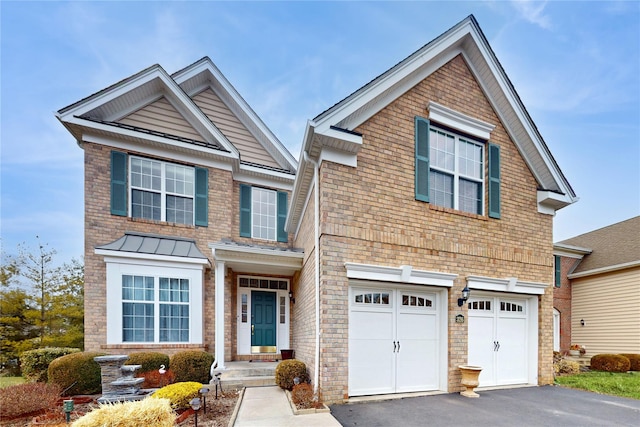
303,150,320,394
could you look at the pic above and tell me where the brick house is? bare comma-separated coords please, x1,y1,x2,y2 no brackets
58,15,577,403
553,216,640,355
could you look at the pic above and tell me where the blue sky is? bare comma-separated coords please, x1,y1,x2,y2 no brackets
1,1,639,265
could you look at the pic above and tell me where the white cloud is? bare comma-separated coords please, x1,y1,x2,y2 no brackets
511,0,552,29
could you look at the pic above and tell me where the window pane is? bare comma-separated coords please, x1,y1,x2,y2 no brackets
429,170,453,208
132,190,161,220
459,139,483,179
166,196,193,225
122,302,154,342
165,164,194,196
252,188,277,240
159,304,189,342
459,179,482,214
131,158,161,191
430,130,455,171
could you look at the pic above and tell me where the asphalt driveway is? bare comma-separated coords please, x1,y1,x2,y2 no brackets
330,386,640,427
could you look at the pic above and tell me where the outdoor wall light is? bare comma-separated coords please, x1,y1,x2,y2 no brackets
458,286,470,307
190,397,201,427
289,290,295,304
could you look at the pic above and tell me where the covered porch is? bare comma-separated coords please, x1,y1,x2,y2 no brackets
210,239,303,369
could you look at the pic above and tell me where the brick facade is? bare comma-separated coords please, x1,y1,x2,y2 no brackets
553,256,578,352
291,55,555,403
83,142,292,357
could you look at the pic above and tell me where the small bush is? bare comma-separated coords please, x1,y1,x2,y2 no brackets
169,350,214,384
590,354,631,373
140,368,176,388
554,359,580,375
72,397,175,427
291,382,315,409
124,351,170,373
619,354,640,371
20,347,80,383
151,381,202,409
275,359,308,390
48,351,106,396
0,382,61,420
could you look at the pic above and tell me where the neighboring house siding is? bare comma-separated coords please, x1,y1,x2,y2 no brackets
571,267,640,354
296,55,554,402
119,97,204,142
192,89,280,168
83,142,234,354
553,256,576,352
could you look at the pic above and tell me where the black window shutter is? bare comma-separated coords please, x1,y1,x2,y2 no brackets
110,151,127,216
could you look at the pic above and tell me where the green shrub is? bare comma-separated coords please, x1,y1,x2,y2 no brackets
619,354,640,371
20,347,80,383
0,382,61,420
554,359,580,375
590,354,631,373
169,351,213,384
124,352,170,373
72,396,175,427
151,381,202,409
275,359,308,390
48,351,106,396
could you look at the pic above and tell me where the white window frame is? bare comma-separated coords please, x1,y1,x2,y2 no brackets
251,187,277,241
104,257,205,345
429,125,485,215
129,156,195,225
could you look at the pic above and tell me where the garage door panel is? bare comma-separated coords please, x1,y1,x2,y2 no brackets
468,296,533,388
468,315,495,387
497,316,527,384
349,286,442,396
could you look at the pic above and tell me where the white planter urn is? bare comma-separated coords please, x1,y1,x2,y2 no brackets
459,365,482,398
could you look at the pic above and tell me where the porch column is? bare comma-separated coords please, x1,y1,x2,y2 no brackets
215,260,226,369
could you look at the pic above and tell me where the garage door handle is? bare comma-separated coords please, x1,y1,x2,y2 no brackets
393,341,397,352
494,341,498,351
397,341,400,352
496,341,500,351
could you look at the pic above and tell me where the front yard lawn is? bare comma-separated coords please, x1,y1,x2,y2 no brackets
556,371,640,400
0,377,25,388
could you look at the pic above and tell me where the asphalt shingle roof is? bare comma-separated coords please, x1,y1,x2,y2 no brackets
557,216,640,274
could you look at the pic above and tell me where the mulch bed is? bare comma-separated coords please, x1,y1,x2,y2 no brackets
0,391,239,427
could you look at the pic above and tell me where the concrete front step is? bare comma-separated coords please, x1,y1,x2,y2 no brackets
220,376,276,390
213,361,278,390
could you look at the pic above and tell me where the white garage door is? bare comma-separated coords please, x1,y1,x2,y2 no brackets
468,296,530,387
349,286,442,396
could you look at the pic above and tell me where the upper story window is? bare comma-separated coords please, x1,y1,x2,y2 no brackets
429,127,484,214
415,115,500,218
130,157,195,224
110,151,208,226
239,184,288,242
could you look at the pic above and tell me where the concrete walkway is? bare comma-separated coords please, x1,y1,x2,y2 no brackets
233,386,342,427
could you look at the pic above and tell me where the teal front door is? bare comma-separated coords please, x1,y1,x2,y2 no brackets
251,291,276,353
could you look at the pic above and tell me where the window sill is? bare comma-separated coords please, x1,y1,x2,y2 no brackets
427,204,488,221
102,343,208,350
128,216,196,229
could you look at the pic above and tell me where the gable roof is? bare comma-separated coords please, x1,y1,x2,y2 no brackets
57,57,296,183
287,15,577,232
556,216,640,276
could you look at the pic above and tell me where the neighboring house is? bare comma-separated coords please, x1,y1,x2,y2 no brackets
553,216,640,355
58,15,577,403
